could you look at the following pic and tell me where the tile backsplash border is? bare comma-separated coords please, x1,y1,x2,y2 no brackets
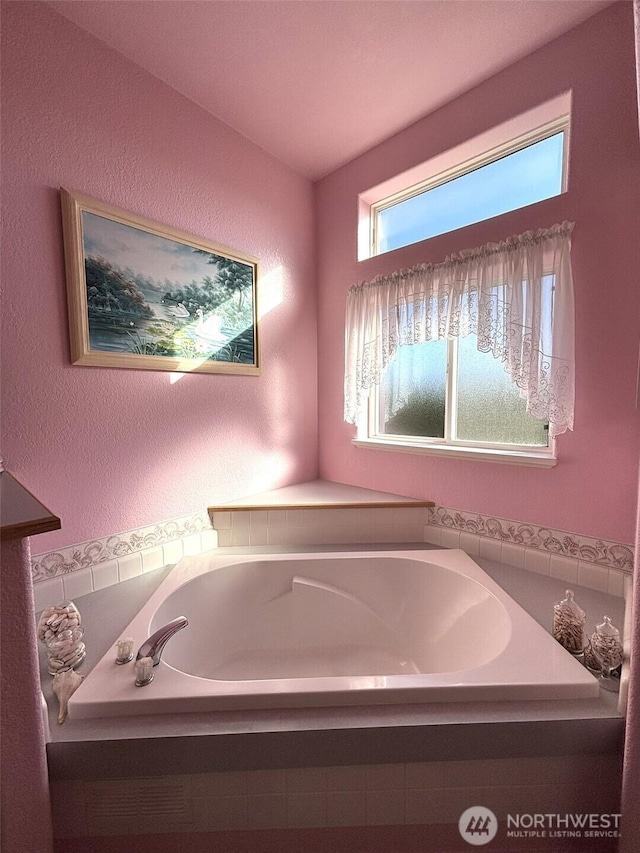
31,511,215,583
30,503,634,595
429,506,634,573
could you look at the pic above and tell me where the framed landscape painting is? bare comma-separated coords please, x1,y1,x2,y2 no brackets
60,189,260,375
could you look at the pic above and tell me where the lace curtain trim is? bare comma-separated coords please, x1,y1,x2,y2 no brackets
344,222,575,438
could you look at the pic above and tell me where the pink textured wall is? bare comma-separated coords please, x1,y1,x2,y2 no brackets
1,2,317,552
1,538,53,853
316,2,640,545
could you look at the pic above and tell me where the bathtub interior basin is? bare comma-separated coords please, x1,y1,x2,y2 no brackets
153,557,511,680
68,548,599,718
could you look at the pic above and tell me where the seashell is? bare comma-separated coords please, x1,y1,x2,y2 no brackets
52,669,83,723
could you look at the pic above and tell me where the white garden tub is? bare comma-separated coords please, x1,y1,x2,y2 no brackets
68,549,598,718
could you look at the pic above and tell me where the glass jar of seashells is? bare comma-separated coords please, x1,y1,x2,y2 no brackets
553,589,586,655
37,600,86,674
590,616,623,689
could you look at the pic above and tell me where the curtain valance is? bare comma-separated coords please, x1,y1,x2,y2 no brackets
344,222,575,438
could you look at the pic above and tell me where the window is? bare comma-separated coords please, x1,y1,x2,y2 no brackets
365,282,553,464
357,93,572,261
345,225,575,467
372,323,551,455
374,128,566,255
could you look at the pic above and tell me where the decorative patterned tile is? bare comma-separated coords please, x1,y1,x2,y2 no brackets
32,499,634,596
32,511,213,582
431,506,633,572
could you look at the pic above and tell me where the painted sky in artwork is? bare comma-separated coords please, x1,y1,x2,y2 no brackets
82,212,226,288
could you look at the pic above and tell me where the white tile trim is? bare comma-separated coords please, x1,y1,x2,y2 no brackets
32,500,633,593
32,511,216,585
429,506,633,573
51,756,618,837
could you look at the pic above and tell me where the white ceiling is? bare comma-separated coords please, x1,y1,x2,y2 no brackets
49,1,614,180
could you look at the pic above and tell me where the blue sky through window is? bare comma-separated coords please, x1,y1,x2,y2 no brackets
378,132,564,253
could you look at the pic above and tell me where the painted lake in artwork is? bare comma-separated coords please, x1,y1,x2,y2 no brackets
82,212,256,364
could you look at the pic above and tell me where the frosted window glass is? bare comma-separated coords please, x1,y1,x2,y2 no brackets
379,341,446,438
455,335,548,446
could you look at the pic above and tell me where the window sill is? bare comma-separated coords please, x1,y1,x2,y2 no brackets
352,437,557,468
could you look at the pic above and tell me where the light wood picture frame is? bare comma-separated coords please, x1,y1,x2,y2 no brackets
60,188,260,375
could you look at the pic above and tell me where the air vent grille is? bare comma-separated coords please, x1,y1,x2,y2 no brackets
86,779,191,822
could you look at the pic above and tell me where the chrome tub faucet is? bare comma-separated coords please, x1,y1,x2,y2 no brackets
134,616,188,685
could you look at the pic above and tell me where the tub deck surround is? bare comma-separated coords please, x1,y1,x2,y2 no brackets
66,549,599,720
208,480,434,550
207,479,436,513
40,547,625,786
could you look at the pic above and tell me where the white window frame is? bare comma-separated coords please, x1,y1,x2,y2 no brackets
357,92,572,262
354,337,557,468
370,117,569,257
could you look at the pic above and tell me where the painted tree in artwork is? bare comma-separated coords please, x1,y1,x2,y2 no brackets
207,256,253,308
163,250,254,323
85,256,153,319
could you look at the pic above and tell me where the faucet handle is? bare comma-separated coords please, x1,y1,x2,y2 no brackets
115,637,134,665
134,656,154,687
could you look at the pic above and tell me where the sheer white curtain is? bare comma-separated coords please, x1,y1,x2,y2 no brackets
344,222,575,438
